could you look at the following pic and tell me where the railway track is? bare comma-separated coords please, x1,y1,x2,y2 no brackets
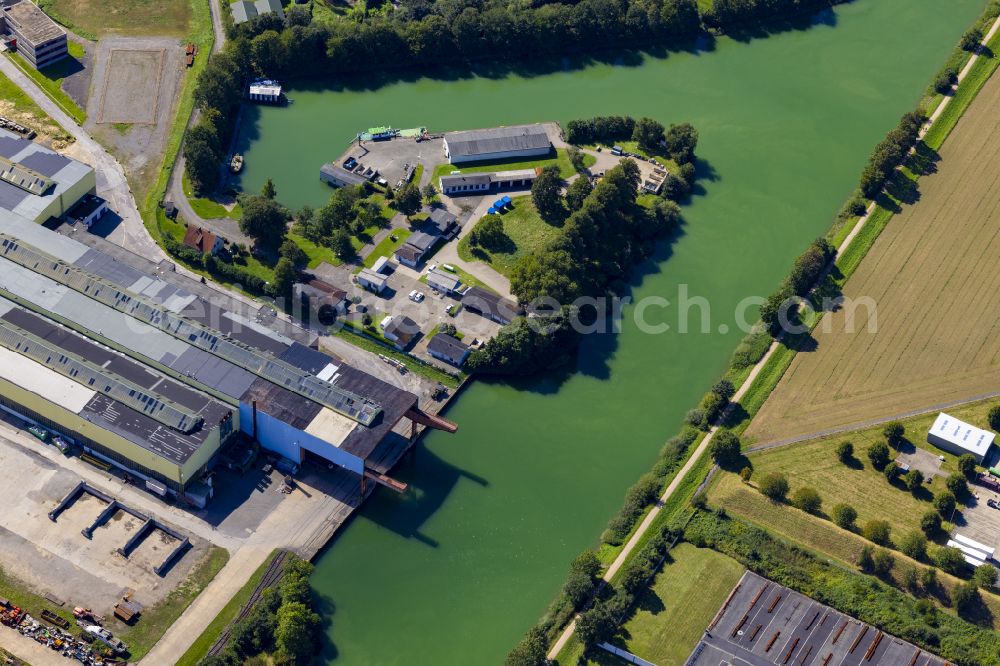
206,550,291,657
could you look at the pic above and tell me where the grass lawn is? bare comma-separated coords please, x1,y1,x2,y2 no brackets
183,174,242,220
456,197,561,277
38,0,191,38
118,546,230,660
431,148,576,183
6,51,86,124
286,232,342,269
707,474,1000,629
613,544,743,665
732,397,1000,543
175,550,280,666
0,69,70,144
363,228,411,268
924,29,1000,151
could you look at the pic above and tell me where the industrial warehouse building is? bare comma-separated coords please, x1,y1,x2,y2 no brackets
927,412,995,463
442,125,551,164
0,128,95,223
0,216,452,504
0,0,68,70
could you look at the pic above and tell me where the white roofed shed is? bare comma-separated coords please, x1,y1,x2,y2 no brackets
927,412,995,463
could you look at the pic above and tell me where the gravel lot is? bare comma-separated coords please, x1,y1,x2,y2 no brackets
86,36,185,194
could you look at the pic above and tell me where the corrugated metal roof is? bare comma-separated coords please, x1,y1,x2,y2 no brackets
444,124,550,159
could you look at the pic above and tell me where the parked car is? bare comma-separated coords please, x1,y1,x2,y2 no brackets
426,263,438,274
409,290,425,303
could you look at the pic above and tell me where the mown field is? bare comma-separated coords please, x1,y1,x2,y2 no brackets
707,471,1000,631
38,0,191,38
613,544,743,666
746,66,1000,446
457,196,562,277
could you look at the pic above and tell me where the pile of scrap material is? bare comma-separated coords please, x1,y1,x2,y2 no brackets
0,598,117,665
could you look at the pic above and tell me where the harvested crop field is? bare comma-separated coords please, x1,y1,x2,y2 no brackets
745,68,1000,447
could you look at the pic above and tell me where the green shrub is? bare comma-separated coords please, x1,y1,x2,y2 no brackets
758,472,789,502
903,469,924,492
899,531,927,561
974,564,998,589
946,473,968,497
883,421,905,446
872,549,894,577
792,487,822,514
711,430,741,467
989,405,1000,432
836,441,853,463
933,545,966,575
934,490,956,517
730,329,771,368
958,453,978,478
831,503,857,530
920,510,942,537
867,442,890,470
883,461,900,482
862,519,891,546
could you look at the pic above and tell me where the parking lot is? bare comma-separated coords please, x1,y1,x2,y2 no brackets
339,135,445,190
954,480,1000,556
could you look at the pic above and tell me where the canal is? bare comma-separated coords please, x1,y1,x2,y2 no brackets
237,1,984,662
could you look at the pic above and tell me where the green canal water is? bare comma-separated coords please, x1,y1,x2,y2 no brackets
237,1,984,662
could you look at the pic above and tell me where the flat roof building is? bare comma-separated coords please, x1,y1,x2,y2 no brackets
0,215,446,503
439,169,539,196
320,163,368,189
0,0,68,70
0,128,95,223
927,412,995,463
230,0,284,25
248,79,282,103
443,124,551,164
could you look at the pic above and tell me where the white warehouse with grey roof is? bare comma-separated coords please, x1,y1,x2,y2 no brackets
0,128,95,224
443,124,552,164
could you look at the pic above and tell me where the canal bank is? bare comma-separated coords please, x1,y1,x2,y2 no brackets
236,0,986,663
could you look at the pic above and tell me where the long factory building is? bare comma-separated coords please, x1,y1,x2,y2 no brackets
0,214,453,504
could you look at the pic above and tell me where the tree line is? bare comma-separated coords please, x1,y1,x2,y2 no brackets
185,0,848,197
703,0,848,32
200,556,322,666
